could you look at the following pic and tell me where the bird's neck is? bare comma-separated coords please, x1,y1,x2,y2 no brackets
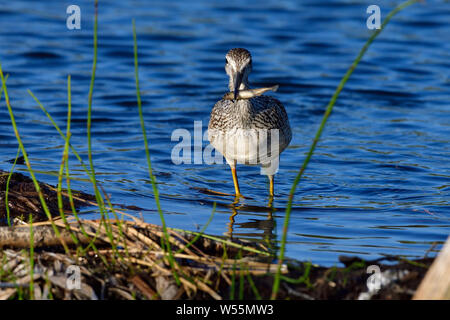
228,78,249,92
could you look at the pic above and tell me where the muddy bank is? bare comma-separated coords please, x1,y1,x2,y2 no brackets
0,170,434,300
278,255,433,300
0,233,433,300
0,220,434,300
0,170,95,225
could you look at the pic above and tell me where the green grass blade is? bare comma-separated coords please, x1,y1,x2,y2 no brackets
83,0,120,261
0,63,70,254
56,75,80,250
132,19,179,284
28,214,34,300
0,74,16,227
170,228,270,256
230,259,236,300
238,250,244,300
5,146,20,227
87,0,98,185
271,0,420,299
246,270,261,300
175,202,216,254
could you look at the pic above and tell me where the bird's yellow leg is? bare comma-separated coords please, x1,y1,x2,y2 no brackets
268,196,274,209
231,166,242,198
268,175,274,208
269,175,274,197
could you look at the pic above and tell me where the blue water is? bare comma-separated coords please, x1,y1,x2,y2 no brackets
0,0,449,265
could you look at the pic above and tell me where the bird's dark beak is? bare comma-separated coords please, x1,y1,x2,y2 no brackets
233,71,243,100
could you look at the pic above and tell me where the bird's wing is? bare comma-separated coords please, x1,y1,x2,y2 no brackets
208,99,233,130
251,96,292,147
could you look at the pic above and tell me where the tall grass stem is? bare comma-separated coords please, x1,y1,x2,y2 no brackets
271,0,420,299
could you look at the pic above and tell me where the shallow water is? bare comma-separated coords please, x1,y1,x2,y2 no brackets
0,0,449,265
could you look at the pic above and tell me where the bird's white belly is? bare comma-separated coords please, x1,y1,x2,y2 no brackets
208,128,282,166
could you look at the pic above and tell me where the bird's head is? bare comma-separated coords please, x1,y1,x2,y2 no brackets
225,48,252,99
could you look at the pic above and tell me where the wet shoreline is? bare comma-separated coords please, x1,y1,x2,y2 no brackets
0,169,95,226
0,170,435,300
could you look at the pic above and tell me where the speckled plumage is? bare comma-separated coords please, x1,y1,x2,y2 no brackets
208,48,292,171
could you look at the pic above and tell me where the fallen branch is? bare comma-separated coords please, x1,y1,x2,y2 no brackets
0,224,100,248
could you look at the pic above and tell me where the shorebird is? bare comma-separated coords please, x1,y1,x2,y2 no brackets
208,48,291,199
